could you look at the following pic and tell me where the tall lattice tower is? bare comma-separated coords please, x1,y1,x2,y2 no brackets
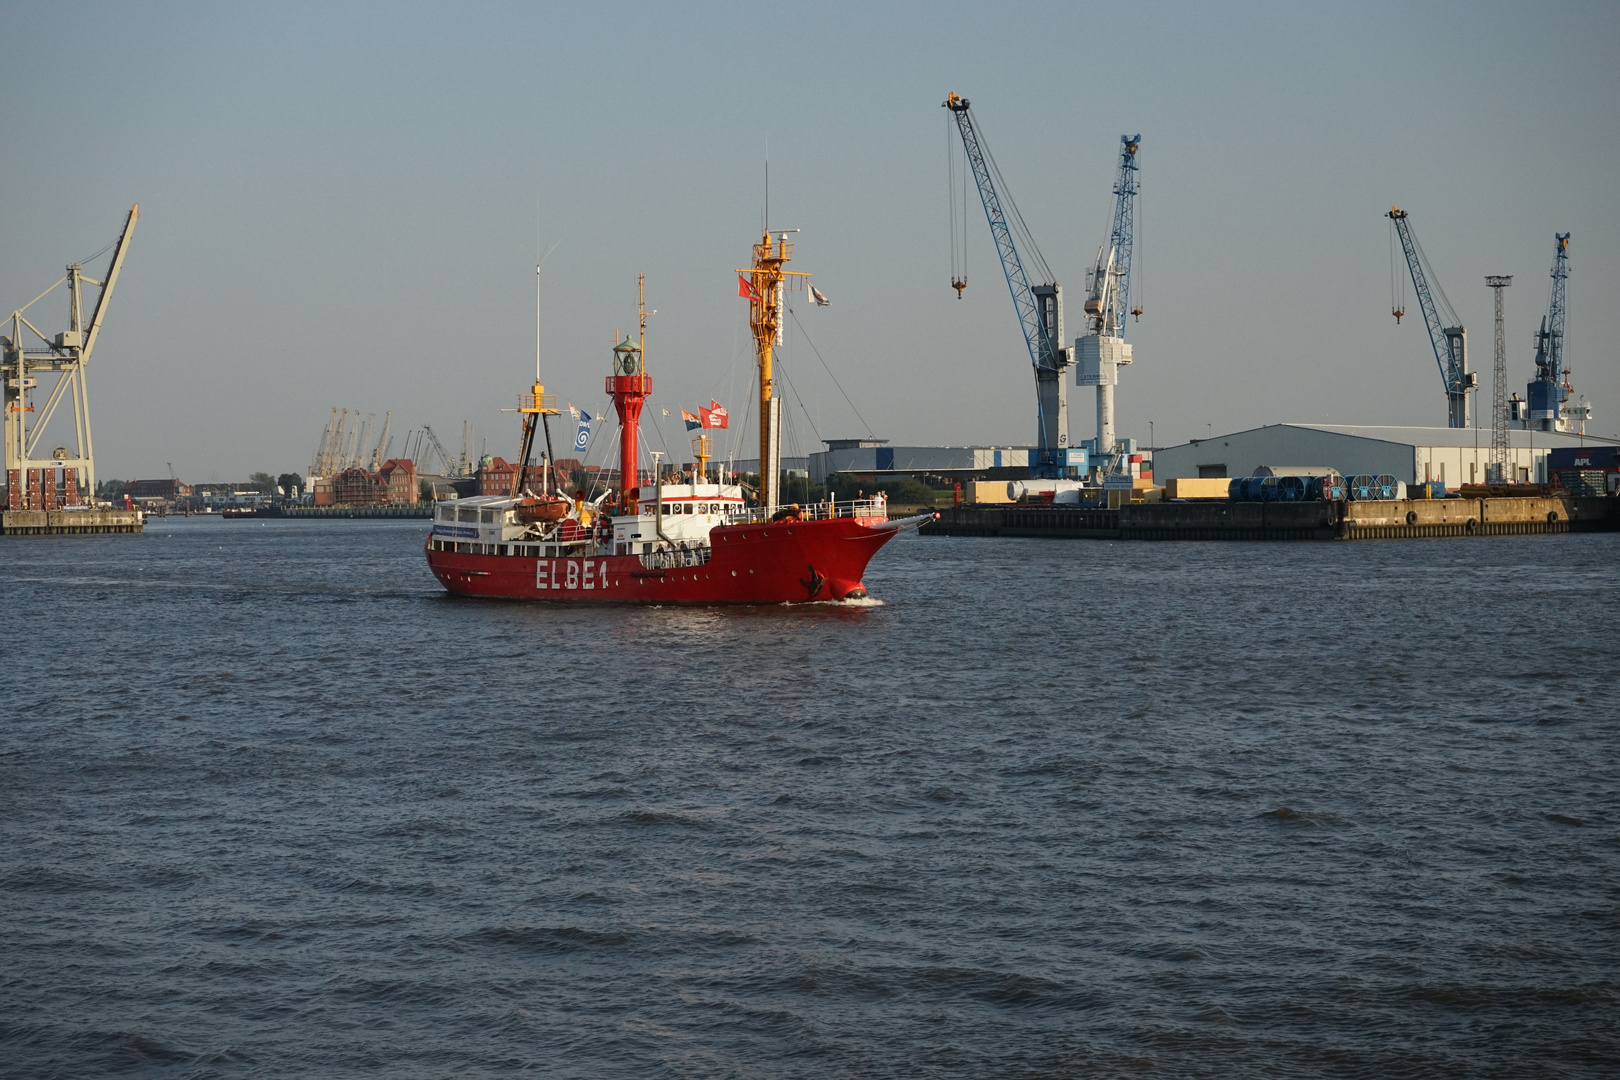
1485,275,1512,483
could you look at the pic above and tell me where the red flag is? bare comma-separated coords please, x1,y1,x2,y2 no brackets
737,274,759,301
699,404,729,429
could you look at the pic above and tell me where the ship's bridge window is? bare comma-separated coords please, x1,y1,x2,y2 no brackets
438,506,455,521
481,510,496,523
457,507,477,523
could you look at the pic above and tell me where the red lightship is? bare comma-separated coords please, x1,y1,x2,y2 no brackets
425,235,931,604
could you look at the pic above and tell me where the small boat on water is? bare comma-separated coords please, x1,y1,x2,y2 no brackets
425,230,931,603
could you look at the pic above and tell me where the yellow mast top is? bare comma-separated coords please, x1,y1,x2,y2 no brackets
738,231,809,511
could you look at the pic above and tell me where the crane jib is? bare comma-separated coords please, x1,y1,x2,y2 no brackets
1389,208,1469,426
946,100,1060,372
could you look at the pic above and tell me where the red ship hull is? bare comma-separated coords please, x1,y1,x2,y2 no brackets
426,513,912,604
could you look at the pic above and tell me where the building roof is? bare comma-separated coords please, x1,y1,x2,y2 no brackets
1179,423,1618,452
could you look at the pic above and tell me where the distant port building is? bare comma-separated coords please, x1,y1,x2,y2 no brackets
1153,424,1619,487
807,439,1035,484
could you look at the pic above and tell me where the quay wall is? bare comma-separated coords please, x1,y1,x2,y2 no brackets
2,510,144,535
920,496,1619,542
265,505,432,519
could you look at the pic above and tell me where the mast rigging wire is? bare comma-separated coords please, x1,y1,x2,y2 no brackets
786,306,874,436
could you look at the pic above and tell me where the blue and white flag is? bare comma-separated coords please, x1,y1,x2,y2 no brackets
573,409,592,452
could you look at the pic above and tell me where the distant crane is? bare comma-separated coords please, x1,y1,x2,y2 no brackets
3,204,139,502
420,423,459,477
350,413,374,470
369,410,393,470
1527,233,1581,432
943,92,1072,478
312,407,339,477
1077,135,1142,468
1388,207,1475,428
458,421,475,477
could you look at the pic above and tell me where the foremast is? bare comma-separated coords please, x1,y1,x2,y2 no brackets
740,232,809,513
607,275,652,508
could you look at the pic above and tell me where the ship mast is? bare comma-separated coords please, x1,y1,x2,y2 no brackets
740,231,809,512
607,275,651,507
514,257,560,497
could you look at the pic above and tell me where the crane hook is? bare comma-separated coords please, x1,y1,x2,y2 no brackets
951,277,967,299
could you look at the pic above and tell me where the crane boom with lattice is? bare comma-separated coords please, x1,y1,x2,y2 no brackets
1388,207,1473,428
421,423,459,477
1078,135,1142,468
944,92,1072,478
1528,233,1579,432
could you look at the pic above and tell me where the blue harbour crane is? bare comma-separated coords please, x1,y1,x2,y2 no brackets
944,92,1074,478
1388,207,1475,428
1527,232,1575,431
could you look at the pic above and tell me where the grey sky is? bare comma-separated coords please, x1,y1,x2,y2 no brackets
3,1,1616,482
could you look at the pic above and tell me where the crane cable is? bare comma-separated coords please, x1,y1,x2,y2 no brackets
948,116,954,270
1389,217,1405,320
1135,167,1145,318
946,114,969,290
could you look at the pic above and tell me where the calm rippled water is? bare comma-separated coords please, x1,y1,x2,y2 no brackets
2,517,1617,1078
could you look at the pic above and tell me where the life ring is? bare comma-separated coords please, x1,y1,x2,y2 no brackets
1405,510,1418,525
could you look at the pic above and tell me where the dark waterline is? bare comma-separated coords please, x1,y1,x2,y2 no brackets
3,518,1617,1077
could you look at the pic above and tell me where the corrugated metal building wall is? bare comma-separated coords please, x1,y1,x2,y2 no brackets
808,446,1032,483
1152,424,1620,485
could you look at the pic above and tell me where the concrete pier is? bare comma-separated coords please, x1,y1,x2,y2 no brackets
920,496,1619,542
264,505,432,519
2,509,144,535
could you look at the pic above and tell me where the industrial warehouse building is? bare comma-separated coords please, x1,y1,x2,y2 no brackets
1152,424,1619,486
807,439,1035,483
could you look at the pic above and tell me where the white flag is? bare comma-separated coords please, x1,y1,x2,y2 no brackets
567,402,580,421
809,283,830,307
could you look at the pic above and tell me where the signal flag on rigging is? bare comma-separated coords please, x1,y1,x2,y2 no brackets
700,400,729,429
737,274,760,301
809,283,830,307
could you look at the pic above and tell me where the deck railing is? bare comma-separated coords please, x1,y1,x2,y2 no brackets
721,497,889,526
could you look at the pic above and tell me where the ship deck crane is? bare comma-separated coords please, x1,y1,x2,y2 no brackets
1388,207,1474,428
944,92,1072,478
